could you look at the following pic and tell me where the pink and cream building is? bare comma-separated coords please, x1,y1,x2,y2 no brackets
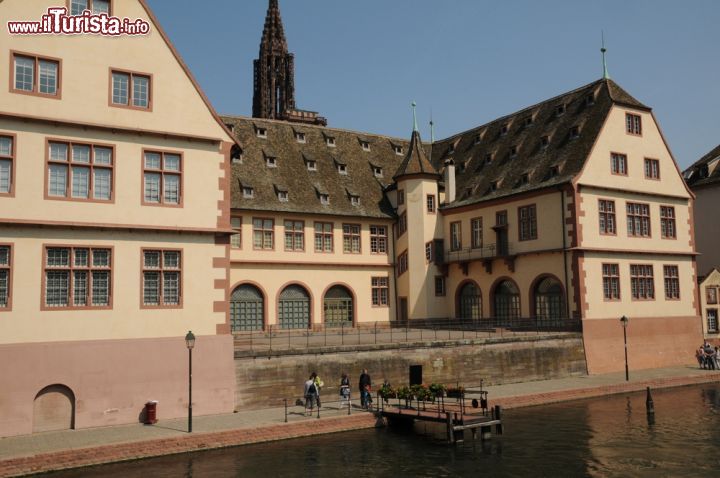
0,0,237,437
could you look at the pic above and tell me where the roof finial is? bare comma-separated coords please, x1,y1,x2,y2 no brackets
429,110,435,144
412,101,418,133
601,31,610,80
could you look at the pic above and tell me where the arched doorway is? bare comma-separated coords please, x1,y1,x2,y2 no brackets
279,284,311,329
534,276,565,321
230,284,265,332
458,282,482,320
494,279,520,320
33,385,75,433
324,285,353,328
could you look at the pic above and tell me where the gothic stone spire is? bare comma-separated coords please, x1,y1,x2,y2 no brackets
252,0,296,120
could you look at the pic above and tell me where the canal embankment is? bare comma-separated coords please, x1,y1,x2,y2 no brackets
1,365,718,477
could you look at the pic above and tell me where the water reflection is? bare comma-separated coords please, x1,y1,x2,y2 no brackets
41,384,720,478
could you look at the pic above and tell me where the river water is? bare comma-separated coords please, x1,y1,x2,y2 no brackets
43,383,720,478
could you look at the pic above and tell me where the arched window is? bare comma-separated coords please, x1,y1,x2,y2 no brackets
458,282,482,320
230,284,264,332
494,280,520,320
279,284,310,329
535,277,565,321
33,385,75,433
324,285,353,328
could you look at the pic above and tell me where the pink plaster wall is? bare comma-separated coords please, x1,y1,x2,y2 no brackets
583,316,704,374
0,335,235,438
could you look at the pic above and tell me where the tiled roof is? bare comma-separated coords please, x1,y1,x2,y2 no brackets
433,79,646,209
393,130,439,179
684,144,720,189
223,116,409,219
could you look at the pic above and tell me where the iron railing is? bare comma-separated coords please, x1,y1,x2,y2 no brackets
444,243,513,264
233,317,581,353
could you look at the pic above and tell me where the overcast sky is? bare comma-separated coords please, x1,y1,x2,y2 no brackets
147,0,719,168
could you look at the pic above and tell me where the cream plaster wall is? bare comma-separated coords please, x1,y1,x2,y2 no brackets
230,212,395,266
442,191,566,256
0,0,231,141
694,186,720,274
0,227,226,344
444,251,570,319
578,188,692,253
582,252,696,320
577,105,690,198
0,119,225,230
699,269,720,337
229,263,395,327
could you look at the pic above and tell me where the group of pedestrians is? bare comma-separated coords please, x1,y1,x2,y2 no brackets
303,369,374,415
696,342,720,370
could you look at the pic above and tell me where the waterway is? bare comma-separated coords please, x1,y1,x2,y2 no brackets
42,383,720,477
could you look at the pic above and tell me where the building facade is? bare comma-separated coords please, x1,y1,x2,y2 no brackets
0,0,237,437
226,0,702,375
684,144,720,275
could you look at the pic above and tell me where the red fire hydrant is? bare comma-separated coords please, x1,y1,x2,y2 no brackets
144,401,158,425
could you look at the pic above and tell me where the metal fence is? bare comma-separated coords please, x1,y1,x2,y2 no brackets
233,317,581,353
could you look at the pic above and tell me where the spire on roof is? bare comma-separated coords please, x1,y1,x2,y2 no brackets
601,31,610,80
394,104,439,180
430,110,435,144
261,0,287,53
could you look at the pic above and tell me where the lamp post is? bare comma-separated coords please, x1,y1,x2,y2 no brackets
185,330,195,433
620,316,629,381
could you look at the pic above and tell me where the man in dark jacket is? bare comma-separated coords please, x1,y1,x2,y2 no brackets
359,369,371,409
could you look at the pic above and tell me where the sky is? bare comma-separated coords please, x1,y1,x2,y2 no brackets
146,0,720,169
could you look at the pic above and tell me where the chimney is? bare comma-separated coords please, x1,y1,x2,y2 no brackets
444,159,456,204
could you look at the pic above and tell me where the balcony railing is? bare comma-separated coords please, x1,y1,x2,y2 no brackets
444,243,513,264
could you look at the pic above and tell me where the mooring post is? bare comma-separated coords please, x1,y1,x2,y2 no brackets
646,386,655,414
494,405,503,435
446,412,454,444
348,394,352,415
317,402,321,419
284,398,288,423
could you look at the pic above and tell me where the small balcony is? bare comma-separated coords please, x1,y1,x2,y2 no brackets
443,243,514,264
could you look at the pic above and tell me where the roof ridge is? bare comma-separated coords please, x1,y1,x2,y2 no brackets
434,78,607,144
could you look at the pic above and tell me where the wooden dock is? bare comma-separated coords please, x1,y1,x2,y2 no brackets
379,398,503,444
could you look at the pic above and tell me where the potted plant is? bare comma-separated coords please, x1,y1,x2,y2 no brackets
446,386,465,398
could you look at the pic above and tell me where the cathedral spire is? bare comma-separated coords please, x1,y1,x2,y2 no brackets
252,0,326,125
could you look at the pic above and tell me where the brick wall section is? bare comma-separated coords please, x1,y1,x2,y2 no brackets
0,414,377,478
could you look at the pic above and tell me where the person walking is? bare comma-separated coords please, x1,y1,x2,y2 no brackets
314,373,324,408
339,373,351,407
304,372,318,416
359,369,371,409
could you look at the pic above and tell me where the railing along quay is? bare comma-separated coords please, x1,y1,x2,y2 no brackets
233,317,581,353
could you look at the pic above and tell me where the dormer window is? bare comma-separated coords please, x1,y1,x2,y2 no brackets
224,123,235,133
337,164,348,175
393,145,403,155
320,194,330,205
350,195,361,206
306,160,317,171
295,132,306,143
490,180,499,192
278,191,289,202
256,127,267,139
485,153,494,165
519,173,530,185
373,166,383,178
524,116,534,127
500,124,509,136
448,144,455,155
555,104,566,117
243,186,254,199
569,126,580,139
458,161,467,173
548,165,560,178
585,93,596,106
232,153,243,164
510,146,518,158
541,135,550,149
474,134,482,145
326,137,336,147
266,156,277,168
360,141,371,152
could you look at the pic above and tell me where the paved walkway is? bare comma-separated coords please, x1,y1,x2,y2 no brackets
1,365,719,477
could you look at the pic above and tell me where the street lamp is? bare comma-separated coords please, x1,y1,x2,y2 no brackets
620,316,629,381
185,330,195,433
